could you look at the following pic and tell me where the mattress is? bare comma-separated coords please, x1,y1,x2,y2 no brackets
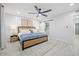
18,32,47,43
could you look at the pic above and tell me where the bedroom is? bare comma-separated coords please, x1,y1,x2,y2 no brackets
0,3,79,56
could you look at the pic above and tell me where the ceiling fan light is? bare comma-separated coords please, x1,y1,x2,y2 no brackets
39,14,41,16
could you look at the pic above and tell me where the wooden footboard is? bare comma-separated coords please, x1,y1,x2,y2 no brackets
22,35,48,50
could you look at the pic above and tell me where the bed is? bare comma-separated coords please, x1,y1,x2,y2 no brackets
18,26,48,50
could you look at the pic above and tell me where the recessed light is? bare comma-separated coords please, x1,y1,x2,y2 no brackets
17,11,21,15
76,16,79,18
69,3,74,6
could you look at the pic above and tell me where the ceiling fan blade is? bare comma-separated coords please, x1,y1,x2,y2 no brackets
44,20,53,22
47,19,53,21
41,13,47,17
28,12,37,14
41,9,52,13
34,6,39,12
36,14,39,17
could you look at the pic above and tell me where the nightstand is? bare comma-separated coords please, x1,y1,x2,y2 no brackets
10,34,18,42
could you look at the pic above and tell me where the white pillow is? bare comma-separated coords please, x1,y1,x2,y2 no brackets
18,30,30,38
33,29,38,32
19,29,30,33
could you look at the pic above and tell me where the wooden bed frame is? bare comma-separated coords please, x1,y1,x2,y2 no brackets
18,26,48,50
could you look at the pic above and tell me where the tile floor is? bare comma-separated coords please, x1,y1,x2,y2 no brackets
0,37,79,56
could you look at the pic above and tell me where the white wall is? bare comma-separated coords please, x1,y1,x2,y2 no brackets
33,20,40,32
40,22,46,32
4,14,21,43
49,11,74,44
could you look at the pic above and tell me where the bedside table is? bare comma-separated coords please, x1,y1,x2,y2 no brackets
10,34,18,42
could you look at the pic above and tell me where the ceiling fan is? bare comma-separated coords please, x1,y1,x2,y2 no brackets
28,6,52,17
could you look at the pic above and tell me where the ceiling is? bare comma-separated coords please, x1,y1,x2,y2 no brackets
3,3,79,20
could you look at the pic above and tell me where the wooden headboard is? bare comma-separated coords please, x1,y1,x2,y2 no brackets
18,26,35,33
